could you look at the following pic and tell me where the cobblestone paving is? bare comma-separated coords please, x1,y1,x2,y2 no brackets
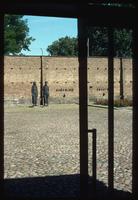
4,104,132,198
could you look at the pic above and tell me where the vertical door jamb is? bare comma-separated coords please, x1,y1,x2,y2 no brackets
0,13,4,196
132,24,138,200
108,27,114,191
78,17,88,199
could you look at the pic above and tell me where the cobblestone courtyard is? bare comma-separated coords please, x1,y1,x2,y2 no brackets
4,104,132,198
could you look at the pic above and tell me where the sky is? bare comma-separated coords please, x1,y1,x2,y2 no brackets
21,16,77,56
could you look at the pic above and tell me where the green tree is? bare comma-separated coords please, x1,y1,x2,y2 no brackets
114,29,132,57
88,27,108,56
47,36,78,56
4,15,35,55
47,29,132,58
88,27,132,57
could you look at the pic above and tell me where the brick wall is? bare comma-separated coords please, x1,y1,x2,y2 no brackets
4,56,132,104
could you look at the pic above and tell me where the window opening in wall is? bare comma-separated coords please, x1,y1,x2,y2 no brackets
4,14,79,199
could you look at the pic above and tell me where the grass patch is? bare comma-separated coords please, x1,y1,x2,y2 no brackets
94,98,132,107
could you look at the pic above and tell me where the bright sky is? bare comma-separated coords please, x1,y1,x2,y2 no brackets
21,16,77,56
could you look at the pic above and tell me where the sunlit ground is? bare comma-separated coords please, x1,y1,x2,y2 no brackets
4,104,132,193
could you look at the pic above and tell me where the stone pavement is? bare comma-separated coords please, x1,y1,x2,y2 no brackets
4,104,132,198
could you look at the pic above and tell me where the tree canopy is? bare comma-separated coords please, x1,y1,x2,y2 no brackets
88,27,132,57
47,28,132,58
4,15,35,55
47,36,78,56
114,29,132,57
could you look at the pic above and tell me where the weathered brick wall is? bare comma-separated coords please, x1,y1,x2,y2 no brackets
88,57,108,100
122,58,132,99
4,56,132,104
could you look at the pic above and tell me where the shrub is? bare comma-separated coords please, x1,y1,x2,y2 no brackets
94,98,132,107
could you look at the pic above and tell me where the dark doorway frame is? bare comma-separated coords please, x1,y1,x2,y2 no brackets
0,1,137,200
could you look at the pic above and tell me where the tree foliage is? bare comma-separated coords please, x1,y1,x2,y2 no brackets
47,36,78,56
88,27,132,57
4,15,35,55
114,29,132,57
47,29,132,58
87,27,108,56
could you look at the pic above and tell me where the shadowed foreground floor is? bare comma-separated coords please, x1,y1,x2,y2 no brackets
4,174,132,200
